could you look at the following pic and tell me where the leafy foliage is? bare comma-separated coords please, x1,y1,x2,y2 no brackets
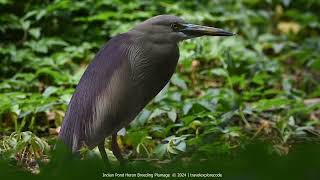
0,0,319,174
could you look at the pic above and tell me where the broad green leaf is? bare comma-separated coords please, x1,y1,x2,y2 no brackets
171,74,187,89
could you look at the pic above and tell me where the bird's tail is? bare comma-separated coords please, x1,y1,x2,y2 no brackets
58,115,84,153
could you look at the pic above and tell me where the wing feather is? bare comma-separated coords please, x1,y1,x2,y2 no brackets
59,34,133,151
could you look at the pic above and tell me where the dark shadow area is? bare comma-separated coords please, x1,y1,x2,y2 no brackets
1,141,319,180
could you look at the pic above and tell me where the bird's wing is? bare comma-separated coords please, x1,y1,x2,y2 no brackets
59,34,137,151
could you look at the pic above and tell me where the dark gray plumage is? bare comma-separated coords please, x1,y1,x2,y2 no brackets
59,15,234,163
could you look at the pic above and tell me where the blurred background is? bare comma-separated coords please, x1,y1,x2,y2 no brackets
0,0,319,174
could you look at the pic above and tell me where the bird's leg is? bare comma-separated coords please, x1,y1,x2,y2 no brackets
111,133,126,165
98,141,110,168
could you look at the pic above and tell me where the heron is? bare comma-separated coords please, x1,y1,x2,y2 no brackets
59,15,234,165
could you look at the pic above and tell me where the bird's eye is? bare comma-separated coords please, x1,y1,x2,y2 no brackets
171,23,180,31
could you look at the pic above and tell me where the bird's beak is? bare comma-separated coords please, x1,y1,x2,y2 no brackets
181,23,235,37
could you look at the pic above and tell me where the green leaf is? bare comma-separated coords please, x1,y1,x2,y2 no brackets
124,130,148,147
131,109,151,127
251,98,292,111
211,68,228,77
42,86,58,97
183,103,193,115
28,28,41,39
154,144,168,158
149,109,166,120
171,74,187,89
167,109,177,122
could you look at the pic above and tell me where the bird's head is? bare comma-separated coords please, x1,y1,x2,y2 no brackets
131,15,235,43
